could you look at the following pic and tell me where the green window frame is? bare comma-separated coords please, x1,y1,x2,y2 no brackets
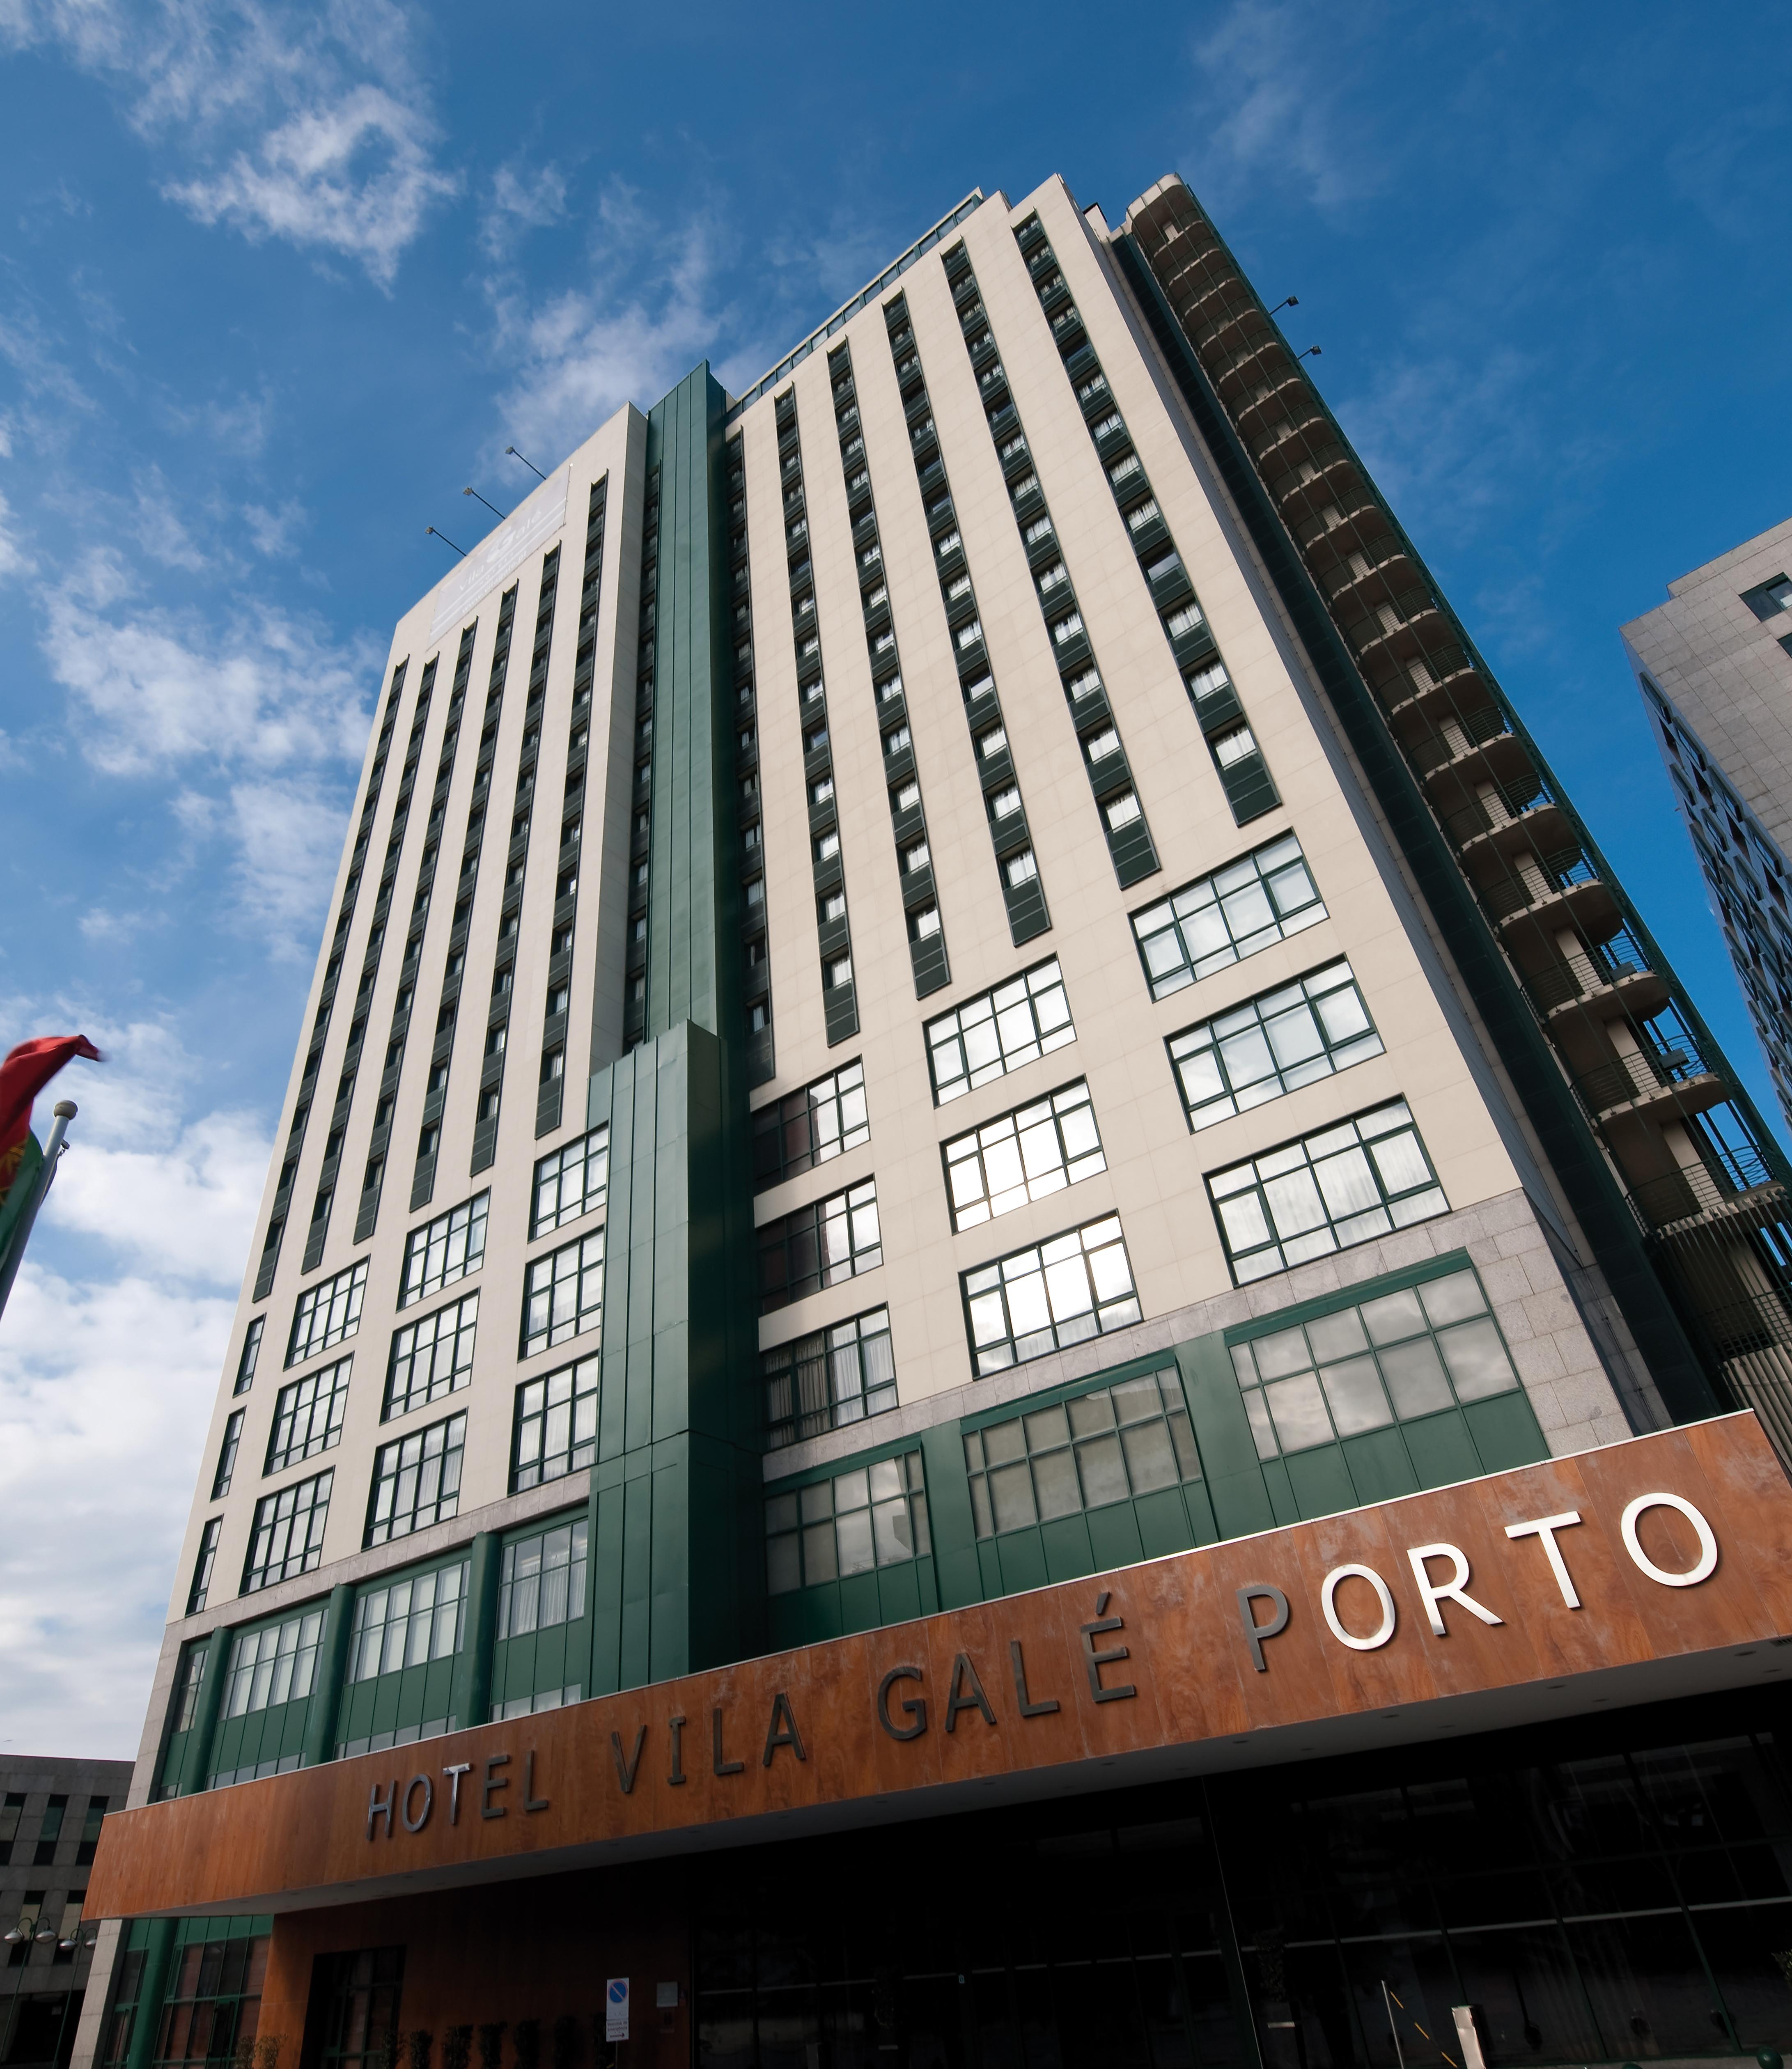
211,1411,244,1499
266,1356,351,1472
233,1316,264,1395
364,1413,463,1546
530,1124,609,1238
224,1608,325,1718
1207,1099,1448,1284
762,1305,895,1451
187,1518,219,1615
1229,1264,1524,1459
511,1353,597,1491
964,1369,1202,1539
753,1060,870,1190
1130,833,1324,1001
1168,958,1383,1130
347,1560,468,1681
924,955,1075,1105
765,1453,929,1594
243,1470,331,1592
521,1229,604,1357
943,1077,1104,1232
398,1190,488,1308
962,1214,1140,1376
757,1178,881,1314
384,1293,476,1420
287,1259,367,1366
497,1519,587,1638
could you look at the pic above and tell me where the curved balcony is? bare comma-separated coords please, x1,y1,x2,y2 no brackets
1474,846,1620,942
1442,781,1572,862
1573,1045,1728,1126
1630,1146,1789,1236
1519,931,1670,1024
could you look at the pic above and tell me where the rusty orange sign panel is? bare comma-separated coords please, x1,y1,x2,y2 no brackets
87,1414,1792,1919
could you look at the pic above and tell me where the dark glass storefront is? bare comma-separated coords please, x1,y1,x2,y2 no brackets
695,1690,1792,2069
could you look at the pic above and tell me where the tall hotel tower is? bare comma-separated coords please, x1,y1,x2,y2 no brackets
80,178,1792,2069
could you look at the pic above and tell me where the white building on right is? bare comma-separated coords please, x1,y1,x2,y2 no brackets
1623,515,1792,1133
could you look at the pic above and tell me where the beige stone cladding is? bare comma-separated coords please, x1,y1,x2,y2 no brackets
1622,513,1792,853
166,406,643,1625
740,179,1630,1454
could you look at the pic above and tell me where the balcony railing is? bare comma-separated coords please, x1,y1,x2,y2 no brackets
1521,929,1651,1014
1631,1144,1783,1231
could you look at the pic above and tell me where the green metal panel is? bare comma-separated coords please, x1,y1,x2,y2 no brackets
571,363,762,1697
301,1584,355,1768
122,1919,177,2069
1463,1390,1551,1472
918,1421,983,1610
172,1628,231,1797
457,1533,500,1727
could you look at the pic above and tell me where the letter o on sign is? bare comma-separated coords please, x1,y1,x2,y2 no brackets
1320,1563,1397,1651
402,1774,433,1833
1620,1492,1718,1587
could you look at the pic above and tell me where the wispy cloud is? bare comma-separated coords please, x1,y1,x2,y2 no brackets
488,185,726,463
480,158,568,258
1,0,458,284
0,1013,266,1754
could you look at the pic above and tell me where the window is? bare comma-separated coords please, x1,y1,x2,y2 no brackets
1004,850,1038,886
498,1519,589,1637
0,1795,21,1861
764,1454,929,1594
75,1798,106,1866
346,1566,467,1690
962,1215,1140,1375
964,1371,1201,1539
385,1293,477,1419
1229,1267,1519,1459
512,1355,598,1490
815,830,840,863
234,1317,264,1395
1740,575,1792,620
224,1608,326,1717
365,1413,465,1545
763,1306,896,1450
33,1798,65,1867
287,1260,367,1366
1104,790,1143,830
398,1190,489,1307
943,1079,1105,1232
211,1411,244,1499
908,904,940,940
187,1518,220,1615
522,1229,604,1357
753,1060,870,1190
172,1645,208,1733
1168,959,1384,1129
827,954,854,988
1207,1099,1448,1284
266,1356,351,1472
757,1179,881,1314
925,957,1074,1103
1132,834,1325,1000
244,1470,332,1591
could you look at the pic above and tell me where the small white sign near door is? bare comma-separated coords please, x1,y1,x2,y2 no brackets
606,1979,629,2042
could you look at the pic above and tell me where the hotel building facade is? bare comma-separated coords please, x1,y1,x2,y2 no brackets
76,176,1792,2069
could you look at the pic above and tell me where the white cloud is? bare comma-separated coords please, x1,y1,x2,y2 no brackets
0,489,29,577
490,192,724,463
2,0,457,285
0,1012,269,1754
42,549,374,776
220,774,355,957
0,1261,232,1757
168,84,460,289
480,158,568,257
242,497,307,556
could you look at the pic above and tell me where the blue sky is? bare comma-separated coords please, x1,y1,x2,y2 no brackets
1,0,1787,1755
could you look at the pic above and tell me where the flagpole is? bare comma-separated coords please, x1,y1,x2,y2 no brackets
0,1099,76,1323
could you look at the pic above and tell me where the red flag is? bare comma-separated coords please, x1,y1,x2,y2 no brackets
0,1035,102,1202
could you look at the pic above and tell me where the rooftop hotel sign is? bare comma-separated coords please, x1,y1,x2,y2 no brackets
87,1415,1792,1920
428,472,569,642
